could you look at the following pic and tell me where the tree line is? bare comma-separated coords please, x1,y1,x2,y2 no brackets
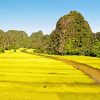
0,29,100,57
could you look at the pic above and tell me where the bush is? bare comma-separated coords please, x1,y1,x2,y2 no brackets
0,48,5,53
84,49,91,56
14,49,16,52
89,49,97,57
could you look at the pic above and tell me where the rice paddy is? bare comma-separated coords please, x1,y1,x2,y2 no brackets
0,49,100,100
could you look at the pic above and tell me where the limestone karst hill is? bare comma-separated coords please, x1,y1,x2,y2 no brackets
50,11,94,55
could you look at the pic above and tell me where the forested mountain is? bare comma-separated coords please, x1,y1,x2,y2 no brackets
29,31,50,53
0,30,29,52
0,11,100,57
49,11,94,55
6,30,29,49
0,30,50,53
29,31,44,49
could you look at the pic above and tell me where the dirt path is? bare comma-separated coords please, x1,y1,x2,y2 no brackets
22,50,100,84
47,56,100,84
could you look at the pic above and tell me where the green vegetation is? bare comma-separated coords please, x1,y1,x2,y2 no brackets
92,32,100,57
0,30,6,53
0,30,29,52
49,11,95,55
29,31,50,53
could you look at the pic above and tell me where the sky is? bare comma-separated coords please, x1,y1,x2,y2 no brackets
0,0,100,35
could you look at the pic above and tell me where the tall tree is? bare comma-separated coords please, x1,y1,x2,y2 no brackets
0,30,6,52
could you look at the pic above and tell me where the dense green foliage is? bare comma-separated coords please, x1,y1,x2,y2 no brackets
49,11,94,55
95,32,100,41
29,31,44,49
91,32,100,57
0,11,100,57
0,30,6,53
0,30,29,52
29,31,50,53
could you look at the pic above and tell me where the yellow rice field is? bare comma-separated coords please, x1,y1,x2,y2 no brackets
0,49,100,100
